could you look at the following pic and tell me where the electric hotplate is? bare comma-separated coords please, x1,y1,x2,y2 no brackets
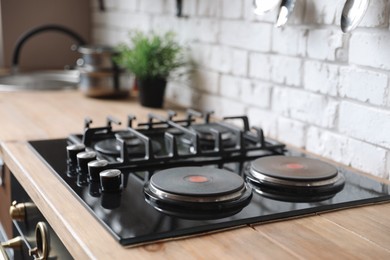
29,139,390,246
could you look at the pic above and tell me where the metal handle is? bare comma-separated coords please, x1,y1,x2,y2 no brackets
29,222,49,260
0,245,9,260
12,24,87,72
0,236,23,260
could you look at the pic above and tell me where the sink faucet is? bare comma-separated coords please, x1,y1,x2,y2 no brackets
12,24,87,74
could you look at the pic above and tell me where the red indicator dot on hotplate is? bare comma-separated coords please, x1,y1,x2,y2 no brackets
286,163,304,169
185,175,209,183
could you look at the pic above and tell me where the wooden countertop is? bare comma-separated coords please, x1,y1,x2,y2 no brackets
1,90,390,259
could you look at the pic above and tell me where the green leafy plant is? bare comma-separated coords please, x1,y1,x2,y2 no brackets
115,31,184,81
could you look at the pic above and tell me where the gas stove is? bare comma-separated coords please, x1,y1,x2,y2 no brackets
29,110,390,247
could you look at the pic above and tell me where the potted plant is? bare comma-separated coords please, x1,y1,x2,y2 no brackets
115,30,184,108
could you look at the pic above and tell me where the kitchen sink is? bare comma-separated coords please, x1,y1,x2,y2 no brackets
0,70,80,91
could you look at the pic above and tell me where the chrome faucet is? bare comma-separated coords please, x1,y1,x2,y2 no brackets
12,24,87,74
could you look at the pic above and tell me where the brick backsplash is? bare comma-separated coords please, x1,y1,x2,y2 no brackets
91,0,390,178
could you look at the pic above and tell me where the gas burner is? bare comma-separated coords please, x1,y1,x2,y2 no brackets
94,131,162,156
144,167,252,219
166,127,184,136
181,123,236,148
245,156,345,202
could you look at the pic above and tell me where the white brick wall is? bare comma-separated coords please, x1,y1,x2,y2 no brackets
272,27,306,56
339,102,390,149
220,20,272,51
249,53,271,81
272,87,338,128
270,55,302,86
339,67,388,106
350,32,390,70
304,0,341,25
198,0,220,17
139,0,166,14
277,117,306,148
221,0,242,19
306,29,346,61
358,0,388,28
92,0,390,178
304,61,338,96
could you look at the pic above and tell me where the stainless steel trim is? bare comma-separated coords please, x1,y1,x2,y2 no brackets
149,183,250,203
249,168,344,187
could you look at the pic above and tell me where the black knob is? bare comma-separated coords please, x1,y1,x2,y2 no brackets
88,182,101,197
101,193,121,209
88,160,108,182
77,151,97,173
66,144,85,163
100,169,122,192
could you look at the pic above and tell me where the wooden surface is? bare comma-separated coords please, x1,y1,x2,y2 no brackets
0,90,180,141
1,90,390,259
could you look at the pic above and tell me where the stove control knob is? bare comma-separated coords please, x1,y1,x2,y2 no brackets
100,169,123,192
77,151,97,173
10,201,38,222
66,144,86,163
88,160,108,182
9,201,25,221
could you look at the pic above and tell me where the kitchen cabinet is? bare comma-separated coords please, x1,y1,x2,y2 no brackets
0,163,12,238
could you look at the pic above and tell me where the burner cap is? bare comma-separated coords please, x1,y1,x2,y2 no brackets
181,123,236,148
251,156,338,182
193,124,233,141
166,127,184,135
115,132,141,147
94,138,161,156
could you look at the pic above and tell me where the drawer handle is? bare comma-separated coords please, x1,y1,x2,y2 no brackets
29,222,49,260
0,244,9,260
0,236,23,260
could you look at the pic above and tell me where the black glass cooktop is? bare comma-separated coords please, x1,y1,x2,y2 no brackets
29,139,390,247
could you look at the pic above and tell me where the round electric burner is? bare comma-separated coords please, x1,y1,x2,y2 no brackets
181,123,236,149
94,137,161,156
251,156,338,181
245,156,345,202
144,167,252,219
